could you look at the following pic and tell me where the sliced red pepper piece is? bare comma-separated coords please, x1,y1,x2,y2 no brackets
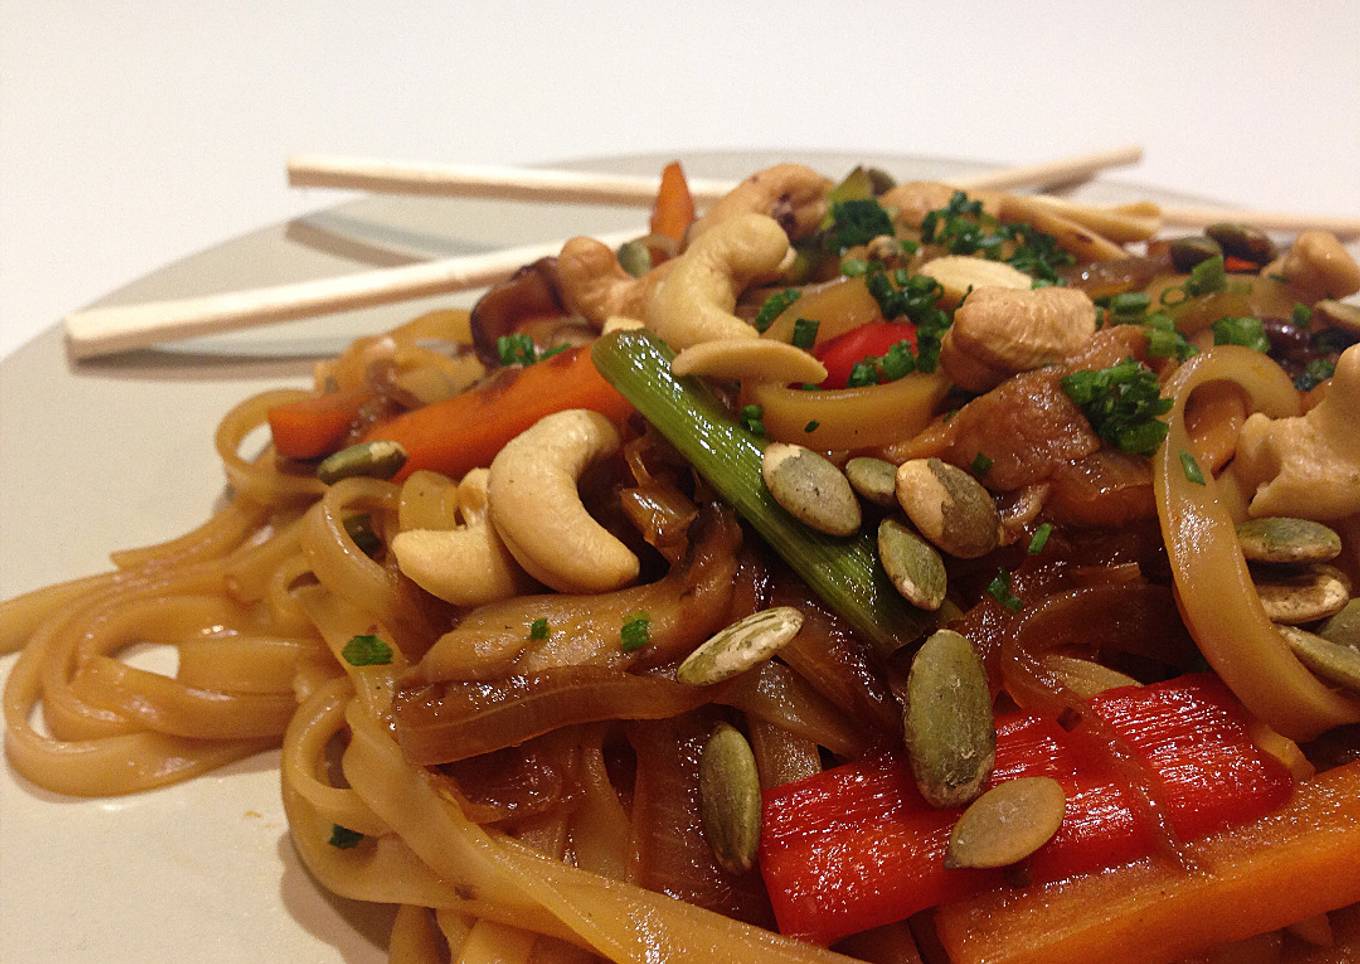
812,321,917,388
759,674,1292,945
1222,254,1261,273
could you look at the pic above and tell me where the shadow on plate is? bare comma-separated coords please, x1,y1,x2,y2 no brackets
278,831,393,961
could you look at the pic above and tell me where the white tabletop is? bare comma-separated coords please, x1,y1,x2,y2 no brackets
2,0,1358,361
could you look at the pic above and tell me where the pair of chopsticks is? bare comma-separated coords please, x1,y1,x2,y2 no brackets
61,146,1355,359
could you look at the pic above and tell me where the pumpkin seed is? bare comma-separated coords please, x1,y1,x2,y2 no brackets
699,723,762,875
1314,299,1360,337
317,440,408,484
762,443,862,537
1278,625,1360,695
945,777,1066,869
616,239,653,278
676,607,805,685
1253,563,1352,625
1205,222,1277,264
1236,517,1341,564
845,457,899,508
904,629,995,808
895,458,1000,559
1041,655,1140,699
878,519,947,611
1168,235,1222,272
1320,598,1360,650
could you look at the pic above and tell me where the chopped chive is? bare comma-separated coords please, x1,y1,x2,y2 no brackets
986,568,1023,612
740,404,766,436
1027,522,1053,555
791,318,820,350
528,618,549,641
970,452,993,476
341,634,393,667
1179,450,1206,485
754,289,802,333
1291,303,1312,327
1211,316,1270,353
329,825,364,849
846,360,879,387
804,420,820,433
620,613,651,652
840,258,870,277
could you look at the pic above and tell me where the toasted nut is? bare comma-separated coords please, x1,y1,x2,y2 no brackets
699,723,762,875
601,315,646,334
895,458,1000,559
945,777,1066,869
616,239,653,278
1041,655,1140,698
1236,517,1342,564
676,607,805,685
557,236,671,327
690,163,833,242
1284,231,1360,300
1320,599,1360,650
1253,563,1352,624
904,629,995,808
845,457,898,508
648,213,791,349
865,234,905,265
671,339,828,384
317,440,407,484
1169,235,1223,272
1205,223,1277,264
489,409,639,593
762,443,862,536
1278,625,1360,695
941,287,1097,392
1313,299,1360,338
919,256,1031,308
878,519,947,611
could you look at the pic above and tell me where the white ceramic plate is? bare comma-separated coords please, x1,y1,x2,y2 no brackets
0,152,1232,962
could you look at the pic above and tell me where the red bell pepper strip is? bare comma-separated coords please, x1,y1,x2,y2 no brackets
1222,255,1261,273
759,674,1292,945
362,345,633,482
812,321,917,389
268,386,376,460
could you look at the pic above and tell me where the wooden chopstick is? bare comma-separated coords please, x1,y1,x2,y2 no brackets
288,145,1145,206
1158,203,1360,237
63,227,641,360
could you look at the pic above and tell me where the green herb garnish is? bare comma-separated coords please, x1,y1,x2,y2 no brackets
740,404,766,436
970,452,993,475
847,360,880,387
1294,358,1337,392
329,825,364,849
529,618,549,641
1060,358,1172,456
754,289,802,333
1292,303,1313,328
804,420,820,433
1179,450,1206,485
791,318,820,350
341,634,393,667
1211,316,1270,353
920,191,1074,284
824,199,894,251
1027,523,1053,555
987,568,1023,612
496,333,568,367
620,613,651,652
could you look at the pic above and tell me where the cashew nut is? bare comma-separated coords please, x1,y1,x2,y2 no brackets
488,409,639,593
647,213,792,349
671,338,827,384
690,164,832,241
940,286,1097,392
997,194,1129,262
1235,343,1360,521
601,315,646,334
880,181,1000,228
556,236,674,327
919,255,1032,308
391,469,536,606
1273,231,1360,301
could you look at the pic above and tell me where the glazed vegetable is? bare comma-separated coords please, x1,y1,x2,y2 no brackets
362,345,633,482
933,759,1360,964
591,329,934,657
268,386,376,460
759,675,1292,945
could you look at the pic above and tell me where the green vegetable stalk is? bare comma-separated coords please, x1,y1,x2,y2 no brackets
592,329,934,657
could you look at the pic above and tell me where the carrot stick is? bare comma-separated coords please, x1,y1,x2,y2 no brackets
650,161,696,245
268,386,376,459
362,346,632,481
933,761,1360,964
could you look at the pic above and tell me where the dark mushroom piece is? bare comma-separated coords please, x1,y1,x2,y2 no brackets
468,257,569,367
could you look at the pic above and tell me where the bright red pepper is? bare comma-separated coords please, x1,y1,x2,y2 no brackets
1223,254,1261,273
812,321,917,388
759,674,1292,945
